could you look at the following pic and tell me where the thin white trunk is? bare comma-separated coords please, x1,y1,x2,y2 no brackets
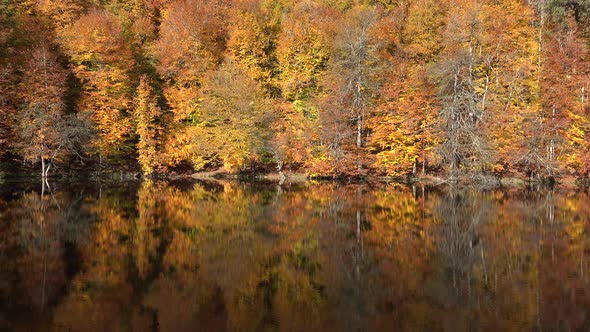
41,157,46,178
41,175,45,197
357,114,362,171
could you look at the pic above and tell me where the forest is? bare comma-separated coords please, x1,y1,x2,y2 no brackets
0,0,589,181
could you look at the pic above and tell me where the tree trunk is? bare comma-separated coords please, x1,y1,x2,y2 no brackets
357,114,362,171
41,174,45,197
356,114,362,149
41,157,46,178
44,163,51,178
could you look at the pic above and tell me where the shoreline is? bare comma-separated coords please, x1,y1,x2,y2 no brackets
0,167,586,189
182,171,583,189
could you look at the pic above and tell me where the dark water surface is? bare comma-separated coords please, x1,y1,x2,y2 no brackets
1,179,589,331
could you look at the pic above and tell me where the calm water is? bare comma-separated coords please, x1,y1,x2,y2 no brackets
0,179,589,331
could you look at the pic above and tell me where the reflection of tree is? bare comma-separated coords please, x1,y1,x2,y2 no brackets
364,185,440,330
141,182,384,331
4,181,590,331
13,192,66,313
319,187,374,332
52,181,169,331
0,188,91,329
536,190,590,331
133,180,169,280
436,190,489,291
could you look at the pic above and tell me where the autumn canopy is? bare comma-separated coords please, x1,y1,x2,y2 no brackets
0,0,588,181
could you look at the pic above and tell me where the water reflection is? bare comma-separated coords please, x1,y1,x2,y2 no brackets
0,181,589,331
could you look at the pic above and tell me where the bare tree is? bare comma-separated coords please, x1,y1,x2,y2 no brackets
434,2,492,179
320,6,384,174
14,42,91,178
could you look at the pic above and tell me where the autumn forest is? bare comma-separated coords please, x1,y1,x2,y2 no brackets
0,0,589,181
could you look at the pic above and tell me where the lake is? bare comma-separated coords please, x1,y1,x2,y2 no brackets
0,179,589,331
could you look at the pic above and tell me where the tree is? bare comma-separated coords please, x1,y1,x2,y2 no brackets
368,0,445,176
226,0,281,94
15,42,69,177
133,75,164,175
369,66,441,176
151,0,227,169
318,5,383,176
541,17,588,176
271,101,313,174
474,0,540,176
1,0,589,180
545,0,590,24
276,0,337,102
400,0,447,63
35,0,87,32
434,0,492,179
272,1,340,175
60,9,135,163
191,61,274,172
153,0,226,122
14,42,90,177
0,10,17,160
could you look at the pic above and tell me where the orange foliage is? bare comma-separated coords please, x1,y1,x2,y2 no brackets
1,0,590,179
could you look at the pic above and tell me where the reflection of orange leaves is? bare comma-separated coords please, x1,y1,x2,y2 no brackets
84,201,131,285
7,181,588,331
53,284,135,332
366,188,437,291
162,229,199,277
